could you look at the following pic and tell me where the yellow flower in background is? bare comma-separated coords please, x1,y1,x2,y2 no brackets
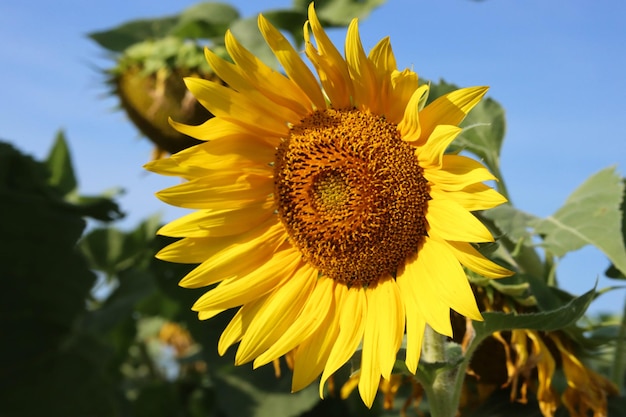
146,3,510,407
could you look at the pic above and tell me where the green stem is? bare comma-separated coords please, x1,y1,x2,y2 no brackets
416,325,493,417
611,294,626,391
416,325,461,417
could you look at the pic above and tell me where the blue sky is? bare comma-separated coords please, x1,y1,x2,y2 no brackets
2,0,625,314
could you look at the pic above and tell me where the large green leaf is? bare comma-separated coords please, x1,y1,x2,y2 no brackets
483,204,538,245
169,2,240,40
473,286,595,338
45,130,77,197
89,16,180,53
532,167,626,276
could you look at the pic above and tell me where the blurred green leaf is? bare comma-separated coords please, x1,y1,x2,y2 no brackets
89,16,179,53
294,0,386,25
45,130,77,197
80,214,161,276
532,167,626,276
214,365,320,417
170,2,240,40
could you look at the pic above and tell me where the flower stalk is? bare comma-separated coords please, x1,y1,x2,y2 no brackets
417,325,463,417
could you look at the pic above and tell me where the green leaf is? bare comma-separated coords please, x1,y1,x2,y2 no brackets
80,214,161,276
214,366,320,417
89,16,179,52
170,2,240,40
293,0,387,26
483,204,538,245
45,130,77,197
81,227,127,276
532,167,626,276
473,286,596,337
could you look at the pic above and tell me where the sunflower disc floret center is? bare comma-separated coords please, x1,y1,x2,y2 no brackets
274,109,430,287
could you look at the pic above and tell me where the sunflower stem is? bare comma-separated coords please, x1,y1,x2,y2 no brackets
417,325,461,417
611,293,626,391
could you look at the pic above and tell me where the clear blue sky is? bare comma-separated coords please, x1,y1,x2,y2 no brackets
2,0,625,314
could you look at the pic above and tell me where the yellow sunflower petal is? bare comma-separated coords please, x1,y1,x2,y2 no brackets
223,30,313,115
291,299,339,392
358,279,388,407
423,154,497,191
235,263,316,365
419,86,489,142
398,287,426,373
345,18,379,112
367,37,394,116
397,251,453,336
217,297,265,355
157,197,274,239
414,237,483,321
305,3,352,108
430,183,507,212
170,135,275,172
427,198,495,243
319,284,366,397
177,221,285,289
191,246,301,312
374,278,405,380
258,14,326,110
184,77,291,137
416,124,462,168
440,239,513,278
143,156,203,179
169,116,279,146
253,273,334,368
387,68,419,124
398,84,429,142
156,171,272,210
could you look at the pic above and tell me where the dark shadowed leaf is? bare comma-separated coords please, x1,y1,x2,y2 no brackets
473,287,595,338
0,141,116,416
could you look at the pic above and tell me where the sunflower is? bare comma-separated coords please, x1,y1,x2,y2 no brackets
146,4,511,407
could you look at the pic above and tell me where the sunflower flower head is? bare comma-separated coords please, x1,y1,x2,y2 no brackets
147,4,511,407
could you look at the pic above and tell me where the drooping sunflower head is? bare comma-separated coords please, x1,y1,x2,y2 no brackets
147,3,511,407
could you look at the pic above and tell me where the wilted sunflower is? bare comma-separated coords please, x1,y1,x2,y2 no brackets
146,4,511,407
